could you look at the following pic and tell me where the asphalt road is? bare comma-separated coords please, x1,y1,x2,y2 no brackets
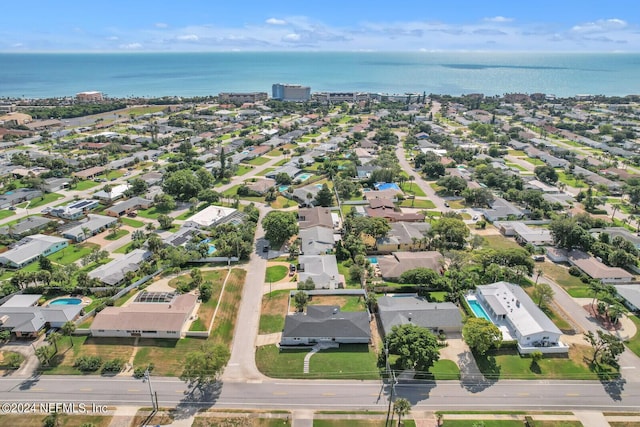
0,376,638,412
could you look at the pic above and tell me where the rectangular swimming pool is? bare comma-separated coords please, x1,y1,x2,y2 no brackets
467,298,491,321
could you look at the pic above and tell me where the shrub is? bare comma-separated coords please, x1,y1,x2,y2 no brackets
101,358,125,374
568,266,582,277
133,363,155,378
74,355,102,372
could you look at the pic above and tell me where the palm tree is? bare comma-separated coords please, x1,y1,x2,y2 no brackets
588,281,604,310
535,268,543,285
393,397,412,426
62,321,76,348
81,227,91,241
608,304,626,325
35,346,51,366
47,332,62,354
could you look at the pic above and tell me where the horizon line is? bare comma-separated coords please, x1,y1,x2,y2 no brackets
1,50,638,54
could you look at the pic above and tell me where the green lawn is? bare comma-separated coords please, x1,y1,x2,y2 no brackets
479,233,522,250
104,229,129,241
73,180,100,191
137,207,172,219
443,421,581,427
400,182,427,197
523,158,546,166
256,344,380,379
274,159,289,166
506,162,529,172
222,184,242,197
557,171,586,189
398,199,436,209
266,265,288,282
114,241,136,254
259,290,289,334
95,170,124,180
538,262,590,298
236,165,253,176
19,192,64,209
247,156,271,166
508,150,526,156
314,421,388,427
308,295,366,312
0,210,16,221
624,315,640,358
120,217,145,228
475,345,618,380
49,243,99,265
256,167,276,177
337,260,360,288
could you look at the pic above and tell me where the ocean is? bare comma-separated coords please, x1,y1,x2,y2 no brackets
1,52,640,99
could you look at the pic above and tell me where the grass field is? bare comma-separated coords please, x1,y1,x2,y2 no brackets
442,421,581,427
114,241,136,254
193,417,290,427
19,192,64,209
313,421,390,427
137,206,171,219
247,156,271,166
104,229,129,241
557,171,587,189
0,210,16,221
120,217,145,228
475,345,617,380
266,265,288,282
259,290,290,334
236,165,253,176
0,414,112,427
256,167,276,177
478,233,522,250
127,105,166,116
308,295,366,312
49,243,100,265
256,344,380,380
399,182,427,197
624,315,640,358
398,199,436,209
74,180,100,191
538,262,590,298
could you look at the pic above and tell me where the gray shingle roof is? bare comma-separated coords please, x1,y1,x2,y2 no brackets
282,306,370,340
377,296,462,335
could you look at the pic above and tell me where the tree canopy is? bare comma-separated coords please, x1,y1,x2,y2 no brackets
386,324,440,372
262,211,298,247
180,343,230,388
463,318,502,355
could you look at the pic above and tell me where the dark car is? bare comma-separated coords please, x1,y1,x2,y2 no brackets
262,245,269,253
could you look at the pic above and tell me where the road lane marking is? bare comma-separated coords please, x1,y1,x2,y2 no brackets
566,393,580,396
32,388,44,391
322,393,336,396
127,389,140,392
518,393,530,396
272,392,287,396
80,388,92,392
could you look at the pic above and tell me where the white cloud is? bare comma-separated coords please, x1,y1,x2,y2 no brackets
106,36,119,41
283,33,301,42
484,16,513,23
266,18,287,25
155,22,168,28
571,18,627,33
177,34,199,41
119,42,142,49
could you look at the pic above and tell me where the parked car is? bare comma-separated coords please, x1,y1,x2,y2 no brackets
8,206,16,211
262,245,269,253
127,211,137,217
289,264,296,276
444,202,450,208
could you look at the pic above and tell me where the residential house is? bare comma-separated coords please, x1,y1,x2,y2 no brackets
0,188,42,209
0,294,82,338
246,178,276,195
377,251,444,281
613,285,640,311
0,234,68,269
62,214,118,242
475,282,567,354
93,184,130,202
48,199,99,220
590,227,640,250
183,205,244,229
0,216,54,238
375,222,431,253
377,295,462,335
90,292,198,338
494,221,554,246
73,166,106,180
366,199,425,223
265,165,301,180
363,189,402,201
481,197,526,222
88,249,152,286
104,197,153,217
139,172,163,186
567,250,634,284
299,226,335,256
163,227,198,248
42,177,70,193
297,255,342,289
280,305,370,346
298,207,334,229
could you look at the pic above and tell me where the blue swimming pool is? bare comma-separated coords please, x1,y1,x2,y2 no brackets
467,298,491,321
50,298,82,306
278,185,289,192
207,244,216,255
368,257,378,264
375,182,401,191
297,173,313,182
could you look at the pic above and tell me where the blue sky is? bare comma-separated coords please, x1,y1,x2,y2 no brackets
2,0,639,52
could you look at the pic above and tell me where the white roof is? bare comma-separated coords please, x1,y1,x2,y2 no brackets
184,205,237,228
477,282,561,338
1,294,41,308
0,234,67,266
93,184,130,200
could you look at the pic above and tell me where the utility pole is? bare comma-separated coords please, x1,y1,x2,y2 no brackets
384,341,398,427
143,367,157,411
